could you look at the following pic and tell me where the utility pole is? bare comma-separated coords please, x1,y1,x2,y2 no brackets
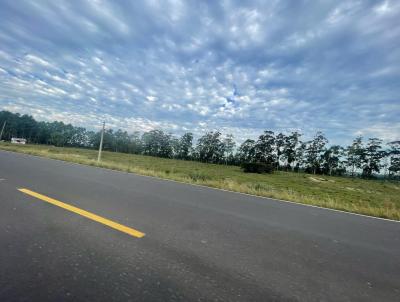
97,121,105,163
0,121,6,141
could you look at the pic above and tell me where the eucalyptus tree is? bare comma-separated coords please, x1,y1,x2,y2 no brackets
275,133,286,169
176,132,193,160
346,136,364,177
237,139,256,163
142,129,173,158
170,136,180,158
196,131,225,163
114,129,131,153
361,138,383,178
47,121,75,147
283,131,302,170
322,145,344,175
294,141,307,171
305,131,328,174
388,141,400,178
69,126,88,147
255,130,276,165
222,134,236,164
128,131,143,154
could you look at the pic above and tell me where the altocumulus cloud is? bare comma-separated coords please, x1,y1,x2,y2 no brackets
0,0,399,144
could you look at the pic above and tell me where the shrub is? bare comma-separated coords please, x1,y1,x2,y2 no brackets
241,162,274,174
188,171,211,181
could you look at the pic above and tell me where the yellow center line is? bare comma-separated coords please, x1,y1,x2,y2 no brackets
18,188,145,238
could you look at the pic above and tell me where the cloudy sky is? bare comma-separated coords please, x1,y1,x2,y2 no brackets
0,0,399,144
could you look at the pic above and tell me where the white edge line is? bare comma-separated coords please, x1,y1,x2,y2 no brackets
1,148,399,224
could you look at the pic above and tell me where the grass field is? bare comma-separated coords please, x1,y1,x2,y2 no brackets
1,142,399,220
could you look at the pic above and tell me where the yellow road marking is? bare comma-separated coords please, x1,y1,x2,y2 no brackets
18,188,145,238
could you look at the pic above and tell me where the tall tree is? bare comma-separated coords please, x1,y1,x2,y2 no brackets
142,130,173,158
361,138,383,178
222,134,236,164
294,141,307,172
305,131,328,174
255,131,276,165
322,145,344,175
177,132,193,160
275,133,286,169
388,141,400,178
237,139,256,163
114,129,130,153
283,131,301,170
345,136,364,177
196,131,224,163
128,131,143,154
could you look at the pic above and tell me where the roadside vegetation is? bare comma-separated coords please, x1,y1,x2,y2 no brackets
1,110,399,180
1,142,399,221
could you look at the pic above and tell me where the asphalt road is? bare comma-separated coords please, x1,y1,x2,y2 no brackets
0,150,399,302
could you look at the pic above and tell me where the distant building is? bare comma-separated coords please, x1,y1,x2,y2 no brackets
11,137,26,144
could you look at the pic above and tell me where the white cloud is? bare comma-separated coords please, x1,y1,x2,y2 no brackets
0,0,398,145
146,96,157,102
25,54,52,67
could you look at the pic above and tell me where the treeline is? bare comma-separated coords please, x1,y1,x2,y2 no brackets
1,110,399,178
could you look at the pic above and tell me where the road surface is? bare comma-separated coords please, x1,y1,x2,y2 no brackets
0,150,399,301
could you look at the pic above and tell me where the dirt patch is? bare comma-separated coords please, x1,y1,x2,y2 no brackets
345,186,375,194
309,177,328,182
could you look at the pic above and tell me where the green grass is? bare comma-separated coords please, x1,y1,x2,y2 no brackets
1,142,399,221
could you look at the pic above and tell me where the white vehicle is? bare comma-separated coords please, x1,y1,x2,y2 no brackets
11,137,27,144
